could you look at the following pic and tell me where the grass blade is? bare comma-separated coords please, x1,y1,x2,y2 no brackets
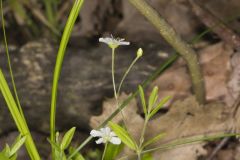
0,70,41,160
50,0,84,156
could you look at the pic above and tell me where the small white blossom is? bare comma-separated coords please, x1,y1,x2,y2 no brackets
99,35,130,49
90,127,121,145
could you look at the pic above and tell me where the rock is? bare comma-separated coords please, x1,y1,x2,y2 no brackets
0,39,172,134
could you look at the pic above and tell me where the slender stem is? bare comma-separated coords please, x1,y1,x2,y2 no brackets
128,0,205,104
112,48,118,99
137,116,149,160
139,117,149,148
111,47,128,131
137,152,141,160
117,56,139,95
1,0,25,120
102,142,108,160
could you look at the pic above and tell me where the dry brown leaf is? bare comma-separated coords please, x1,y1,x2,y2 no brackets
151,42,234,107
90,94,233,160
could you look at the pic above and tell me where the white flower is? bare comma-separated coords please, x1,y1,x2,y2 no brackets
99,35,130,49
90,127,121,145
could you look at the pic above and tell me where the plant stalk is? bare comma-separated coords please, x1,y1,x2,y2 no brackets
128,0,205,104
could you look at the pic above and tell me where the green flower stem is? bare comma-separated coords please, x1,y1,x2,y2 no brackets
102,142,108,160
67,53,178,160
117,56,140,95
111,47,129,132
50,0,84,159
0,70,41,160
137,116,150,160
111,48,118,99
128,0,205,104
139,117,149,148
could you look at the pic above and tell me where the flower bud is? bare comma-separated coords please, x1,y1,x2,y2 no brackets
137,48,143,58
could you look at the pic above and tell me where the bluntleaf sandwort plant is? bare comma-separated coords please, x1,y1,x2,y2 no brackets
1,0,240,160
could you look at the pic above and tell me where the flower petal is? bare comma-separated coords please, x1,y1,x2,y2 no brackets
110,137,121,145
119,41,130,45
99,36,130,47
96,138,104,144
99,38,108,44
110,131,116,137
90,130,102,137
105,127,111,134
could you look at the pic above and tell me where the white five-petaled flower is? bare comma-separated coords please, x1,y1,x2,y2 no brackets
99,36,130,49
90,127,121,145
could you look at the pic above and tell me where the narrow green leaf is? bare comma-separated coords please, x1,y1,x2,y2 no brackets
148,86,158,112
72,154,85,160
138,85,147,116
108,122,137,151
9,136,26,157
47,138,61,152
0,70,41,159
9,154,17,160
0,152,9,160
68,147,85,160
104,143,124,160
61,127,76,150
50,1,85,150
4,144,11,157
142,153,153,160
143,133,166,148
149,96,171,118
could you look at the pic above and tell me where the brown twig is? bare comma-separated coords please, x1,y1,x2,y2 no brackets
188,0,240,50
128,0,205,104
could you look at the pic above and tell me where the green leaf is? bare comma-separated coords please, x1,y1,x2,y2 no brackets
47,138,61,152
138,85,147,116
61,127,76,150
149,96,171,118
4,144,11,156
0,70,41,159
148,86,158,112
108,121,137,151
9,136,26,157
72,154,85,160
68,147,85,160
142,153,153,160
143,132,166,148
104,143,124,160
0,152,9,160
9,154,17,160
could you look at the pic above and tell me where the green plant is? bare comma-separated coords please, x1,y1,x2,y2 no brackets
48,127,78,160
108,86,170,160
0,135,26,160
1,0,240,159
